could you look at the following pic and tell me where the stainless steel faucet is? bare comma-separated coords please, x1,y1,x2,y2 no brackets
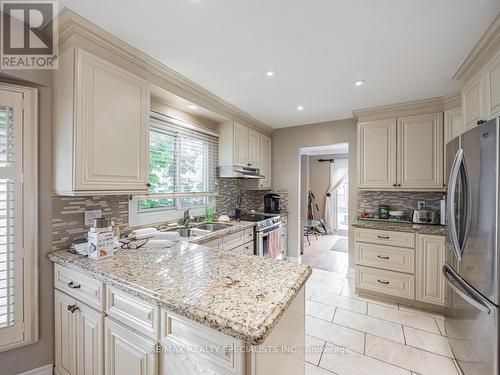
183,209,193,227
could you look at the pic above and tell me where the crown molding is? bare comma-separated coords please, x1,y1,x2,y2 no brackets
353,96,447,122
442,91,461,111
56,8,274,135
453,11,500,81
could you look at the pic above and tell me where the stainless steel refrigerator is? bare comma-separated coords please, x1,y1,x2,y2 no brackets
444,117,500,375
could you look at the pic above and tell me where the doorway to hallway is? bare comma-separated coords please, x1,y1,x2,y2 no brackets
299,143,349,274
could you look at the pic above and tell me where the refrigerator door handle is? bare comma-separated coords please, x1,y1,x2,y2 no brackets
443,262,491,314
447,149,463,260
460,154,472,259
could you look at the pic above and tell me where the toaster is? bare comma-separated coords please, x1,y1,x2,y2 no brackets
412,209,439,225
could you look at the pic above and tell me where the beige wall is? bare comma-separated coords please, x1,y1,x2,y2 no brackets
0,71,53,374
272,118,357,266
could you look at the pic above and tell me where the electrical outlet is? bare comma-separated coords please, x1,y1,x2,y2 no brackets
417,201,426,209
84,209,102,226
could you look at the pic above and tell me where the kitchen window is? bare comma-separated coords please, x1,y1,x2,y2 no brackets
129,112,218,226
0,84,38,352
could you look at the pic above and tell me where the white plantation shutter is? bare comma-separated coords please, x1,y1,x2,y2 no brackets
0,85,38,352
0,90,24,347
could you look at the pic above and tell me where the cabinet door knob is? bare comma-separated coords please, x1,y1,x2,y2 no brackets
67,304,79,313
397,184,401,187
247,163,252,167
393,184,397,187
146,183,151,188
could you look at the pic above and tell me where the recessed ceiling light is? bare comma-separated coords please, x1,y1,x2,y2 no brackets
266,70,277,77
297,106,304,111
188,104,199,110
353,80,366,87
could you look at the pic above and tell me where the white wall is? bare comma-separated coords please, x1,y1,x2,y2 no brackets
273,118,357,266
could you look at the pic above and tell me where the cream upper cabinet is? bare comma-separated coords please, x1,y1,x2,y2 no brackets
462,73,487,131
259,134,272,188
104,318,157,375
397,113,443,189
233,122,249,166
485,52,500,119
248,128,261,168
416,234,445,306
357,119,397,189
55,290,104,375
444,107,464,144
53,46,150,196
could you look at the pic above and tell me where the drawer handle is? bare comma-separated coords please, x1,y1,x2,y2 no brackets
68,281,81,289
377,279,390,285
66,304,79,313
377,255,390,260
377,235,390,239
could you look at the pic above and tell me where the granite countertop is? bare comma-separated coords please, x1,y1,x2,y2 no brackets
352,219,445,236
48,241,311,345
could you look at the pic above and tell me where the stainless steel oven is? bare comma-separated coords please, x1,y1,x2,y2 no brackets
238,213,284,259
256,221,283,259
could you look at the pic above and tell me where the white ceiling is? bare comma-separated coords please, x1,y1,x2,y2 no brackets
301,143,349,156
59,0,500,128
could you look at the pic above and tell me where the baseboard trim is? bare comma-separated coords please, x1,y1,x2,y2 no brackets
17,364,53,375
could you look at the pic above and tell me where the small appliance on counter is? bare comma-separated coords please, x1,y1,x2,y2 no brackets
264,193,280,214
88,217,114,260
412,209,439,224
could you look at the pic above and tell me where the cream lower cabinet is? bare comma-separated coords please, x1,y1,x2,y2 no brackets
53,46,150,196
355,228,445,307
416,234,445,306
104,318,158,375
55,290,104,375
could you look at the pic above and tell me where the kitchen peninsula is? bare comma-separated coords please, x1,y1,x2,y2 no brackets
48,239,311,375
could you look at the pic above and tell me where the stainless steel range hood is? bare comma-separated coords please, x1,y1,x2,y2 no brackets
217,165,265,179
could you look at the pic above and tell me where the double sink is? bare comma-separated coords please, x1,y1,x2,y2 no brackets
169,223,232,238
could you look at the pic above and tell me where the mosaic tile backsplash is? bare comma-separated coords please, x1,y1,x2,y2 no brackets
52,195,129,251
215,179,289,215
357,191,444,219
52,179,288,251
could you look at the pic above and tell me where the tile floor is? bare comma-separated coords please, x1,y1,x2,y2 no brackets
304,268,461,375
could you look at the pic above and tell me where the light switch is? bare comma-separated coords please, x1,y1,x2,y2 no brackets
84,209,102,226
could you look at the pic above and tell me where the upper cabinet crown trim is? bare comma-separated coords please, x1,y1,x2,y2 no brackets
56,8,273,136
453,11,500,81
353,96,449,123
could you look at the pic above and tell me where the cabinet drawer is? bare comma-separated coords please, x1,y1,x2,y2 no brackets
355,228,415,248
355,242,414,273
161,311,243,374
105,286,160,340
231,241,254,256
222,230,247,250
54,264,105,311
356,265,415,299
